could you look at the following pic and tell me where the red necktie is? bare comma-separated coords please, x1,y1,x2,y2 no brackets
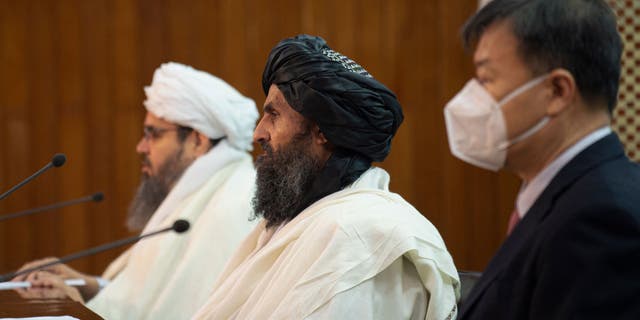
507,208,521,235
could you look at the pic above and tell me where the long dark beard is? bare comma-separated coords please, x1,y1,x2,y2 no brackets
252,131,323,228
126,147,191,232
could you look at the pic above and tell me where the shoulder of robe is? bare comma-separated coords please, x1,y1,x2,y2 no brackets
305,190,437,242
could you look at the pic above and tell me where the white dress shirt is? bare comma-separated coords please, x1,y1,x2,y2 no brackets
516,126,612,217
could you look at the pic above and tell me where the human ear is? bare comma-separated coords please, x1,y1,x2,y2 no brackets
312,125,329,146
192,131,211,155
546,69,576,116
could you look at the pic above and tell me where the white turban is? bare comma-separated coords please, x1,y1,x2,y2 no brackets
144,62,258,151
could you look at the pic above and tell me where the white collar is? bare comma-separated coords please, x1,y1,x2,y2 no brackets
271,167,389,238
516,126,611,217
142,140,248,232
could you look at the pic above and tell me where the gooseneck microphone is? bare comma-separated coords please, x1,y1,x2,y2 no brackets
0,192,104,222
0,219,190,282
0,154,67,201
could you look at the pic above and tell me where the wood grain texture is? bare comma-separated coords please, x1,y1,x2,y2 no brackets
0,0,519,275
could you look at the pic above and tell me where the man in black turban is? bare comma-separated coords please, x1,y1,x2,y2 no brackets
255,34,404,227
193,35,459,319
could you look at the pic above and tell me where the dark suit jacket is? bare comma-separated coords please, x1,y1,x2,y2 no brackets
459,133,640,320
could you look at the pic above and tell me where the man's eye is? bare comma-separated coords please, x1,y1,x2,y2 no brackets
144,127,162,139
477,78,490,85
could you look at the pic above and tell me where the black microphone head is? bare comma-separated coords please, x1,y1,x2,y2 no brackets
92,192,105,202
52,154,66,167
172,219,190,233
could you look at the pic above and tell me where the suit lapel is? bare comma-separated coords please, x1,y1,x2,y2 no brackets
459,133,626,318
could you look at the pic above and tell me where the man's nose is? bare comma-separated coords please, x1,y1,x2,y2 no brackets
253,118,269,144
136,137,149,154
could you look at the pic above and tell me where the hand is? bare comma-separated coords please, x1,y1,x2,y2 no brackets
16,271,84,303
12,257,100,301
13,257,82,280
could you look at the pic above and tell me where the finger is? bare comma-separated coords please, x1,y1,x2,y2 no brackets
12,267,42,282
24,286,61,299
15,287,29,295
19,257,60,273
27,270,55,286
11,272,29,282
35,274,58,288
28,258,62,274
31,272,65,289
29,261,76,279
15,288,35,299
23,271,38,284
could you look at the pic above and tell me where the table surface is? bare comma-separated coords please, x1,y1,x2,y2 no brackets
0,289,103,319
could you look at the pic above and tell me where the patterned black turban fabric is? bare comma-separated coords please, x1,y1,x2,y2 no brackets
262,34,404,213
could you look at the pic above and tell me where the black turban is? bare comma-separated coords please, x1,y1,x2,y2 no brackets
262,34,404,213
262,34,403,162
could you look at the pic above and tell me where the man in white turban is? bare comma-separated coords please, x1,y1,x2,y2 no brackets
14,62,259,320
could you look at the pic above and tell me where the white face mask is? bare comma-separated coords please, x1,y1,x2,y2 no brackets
444,75,549,171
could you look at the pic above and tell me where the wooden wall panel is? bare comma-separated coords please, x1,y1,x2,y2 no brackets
110,0,144,272
81,0,114,273
0,0,520,276
2,0,34,269
29,0,59,264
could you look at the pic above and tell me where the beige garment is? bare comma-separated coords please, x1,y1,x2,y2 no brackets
307,256,429,319
193,167,460,320
88,154,256,320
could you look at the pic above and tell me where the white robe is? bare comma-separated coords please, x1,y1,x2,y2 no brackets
88,141,257,320
193,167,460,320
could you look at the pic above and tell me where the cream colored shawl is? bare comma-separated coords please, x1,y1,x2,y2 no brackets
88,143,256,320
193,167,460,319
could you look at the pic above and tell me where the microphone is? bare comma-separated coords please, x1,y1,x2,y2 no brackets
0,154,67,201
0,219,190,282
0,192,104,222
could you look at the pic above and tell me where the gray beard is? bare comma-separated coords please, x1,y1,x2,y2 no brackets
126,147,191,232
252,131,323,229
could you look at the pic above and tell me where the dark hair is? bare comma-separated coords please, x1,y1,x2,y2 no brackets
462,0,622,112
176,126,194,142
176,126,222,149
